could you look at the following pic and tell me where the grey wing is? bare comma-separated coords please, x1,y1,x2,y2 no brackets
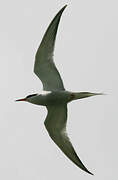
34,6,66,91
44,105,93,175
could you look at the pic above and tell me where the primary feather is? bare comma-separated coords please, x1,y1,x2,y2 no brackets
44,105,93,175
34,6,66,91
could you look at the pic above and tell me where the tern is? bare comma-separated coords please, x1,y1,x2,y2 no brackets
16,5,103,175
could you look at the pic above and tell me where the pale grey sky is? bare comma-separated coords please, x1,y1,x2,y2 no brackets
0,0,118,179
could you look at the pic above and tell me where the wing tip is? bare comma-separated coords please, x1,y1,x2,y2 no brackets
63,4,68,9
87,170,94,176
59,5,68,14
81,166,94,175
79,166,94,175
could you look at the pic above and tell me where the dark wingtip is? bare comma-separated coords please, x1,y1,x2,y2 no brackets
63,4,68,9
83,168,94,176
59,5,68,14
80,164,94,175
88,171,94,176
62,4,68,9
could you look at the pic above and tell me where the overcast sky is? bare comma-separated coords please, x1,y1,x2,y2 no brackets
0,0,118,179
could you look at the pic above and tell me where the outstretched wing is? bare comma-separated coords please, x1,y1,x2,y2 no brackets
34,6,66,91
44,105,93,175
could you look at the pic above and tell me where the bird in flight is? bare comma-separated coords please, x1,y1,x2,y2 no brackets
16,5,103,175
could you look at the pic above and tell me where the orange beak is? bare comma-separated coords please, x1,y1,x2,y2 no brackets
15,98,26,102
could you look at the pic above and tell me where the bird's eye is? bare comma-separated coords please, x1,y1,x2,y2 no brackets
26,94,37,98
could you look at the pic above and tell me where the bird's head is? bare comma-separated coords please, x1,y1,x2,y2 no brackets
15,94,38,102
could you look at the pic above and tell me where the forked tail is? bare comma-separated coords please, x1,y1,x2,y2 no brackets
72,92,104,100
